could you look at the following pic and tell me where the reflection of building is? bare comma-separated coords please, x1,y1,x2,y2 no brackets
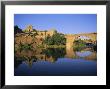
76,51,97,60
65,47,76,58
15,48,57,64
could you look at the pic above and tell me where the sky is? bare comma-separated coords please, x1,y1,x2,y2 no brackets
14,14,97,34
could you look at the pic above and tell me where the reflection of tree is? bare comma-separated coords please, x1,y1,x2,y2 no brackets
43,48,66,61
14,48,66,67
14,56,25,68
14,47,96,68
25,57,34,67
14,55,38,69
14,57,22,68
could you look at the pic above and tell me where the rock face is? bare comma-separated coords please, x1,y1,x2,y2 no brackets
15,25,57,48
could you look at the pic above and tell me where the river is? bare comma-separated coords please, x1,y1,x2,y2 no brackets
14,47,97,76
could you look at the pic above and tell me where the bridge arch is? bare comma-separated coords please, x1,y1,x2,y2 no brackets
65,33,97,50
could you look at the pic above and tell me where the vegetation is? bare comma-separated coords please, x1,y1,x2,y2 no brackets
73,39,86,51
44,33,66,45
36,44,44,48
43,48,66,60
18,43,33,50
46,45,65,48
73,39,97,51
14,25,23,34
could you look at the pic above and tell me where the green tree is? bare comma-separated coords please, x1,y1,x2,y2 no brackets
44,33,66,45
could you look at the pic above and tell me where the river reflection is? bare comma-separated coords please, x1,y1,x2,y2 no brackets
14,47,97,76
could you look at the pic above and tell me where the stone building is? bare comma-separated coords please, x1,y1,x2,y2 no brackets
24,25,33,32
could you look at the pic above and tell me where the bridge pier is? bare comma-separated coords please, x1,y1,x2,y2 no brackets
65,34,75,50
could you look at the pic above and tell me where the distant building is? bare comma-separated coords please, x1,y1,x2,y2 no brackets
24,25,33,32
78,36,90,40
23,25,56,38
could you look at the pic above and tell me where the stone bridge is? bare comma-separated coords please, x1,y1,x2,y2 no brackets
65,33,97,50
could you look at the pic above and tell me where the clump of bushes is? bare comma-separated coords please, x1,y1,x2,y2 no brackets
36,44,44,48
44,33,66,45
73,39,86,51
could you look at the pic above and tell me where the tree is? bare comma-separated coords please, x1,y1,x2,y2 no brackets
44,33,66,45
14,25,23,34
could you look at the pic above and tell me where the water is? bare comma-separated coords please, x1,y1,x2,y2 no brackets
14,47,97,76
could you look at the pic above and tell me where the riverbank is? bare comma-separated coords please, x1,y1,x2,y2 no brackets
44,45,66,48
